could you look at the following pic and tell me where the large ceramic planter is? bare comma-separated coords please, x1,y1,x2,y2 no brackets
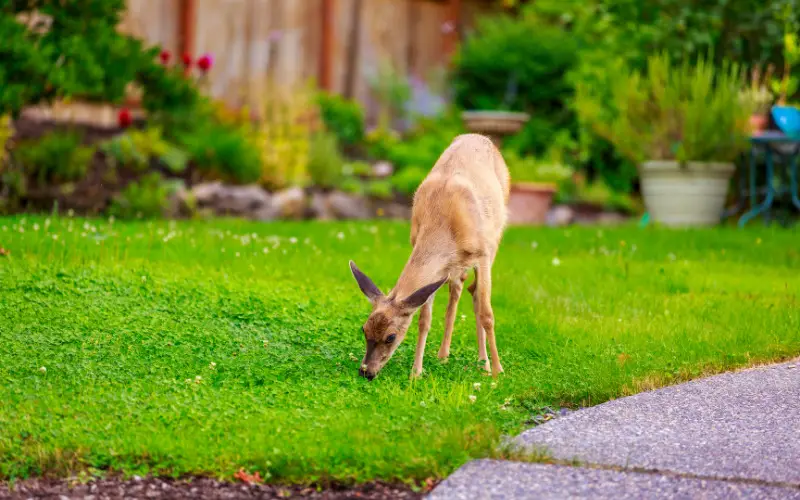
640,161,735,226
461,110,530,147
507,182,557,225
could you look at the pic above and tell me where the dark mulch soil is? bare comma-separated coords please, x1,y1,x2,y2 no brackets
0,477,430,500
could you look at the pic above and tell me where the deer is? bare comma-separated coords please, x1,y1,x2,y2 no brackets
349,133,510,381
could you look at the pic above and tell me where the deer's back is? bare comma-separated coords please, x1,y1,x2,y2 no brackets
410,134,509,252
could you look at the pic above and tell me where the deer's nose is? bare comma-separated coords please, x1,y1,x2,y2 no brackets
358,367,375,381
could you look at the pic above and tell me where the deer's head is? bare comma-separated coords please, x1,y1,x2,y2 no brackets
349,261,444,380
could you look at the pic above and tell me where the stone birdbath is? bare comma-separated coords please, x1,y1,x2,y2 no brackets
461,110,530,147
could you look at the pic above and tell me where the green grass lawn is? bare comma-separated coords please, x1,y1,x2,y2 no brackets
1,215,798,485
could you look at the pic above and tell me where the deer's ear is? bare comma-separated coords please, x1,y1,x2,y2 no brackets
349,261,384,301
401,277,447,310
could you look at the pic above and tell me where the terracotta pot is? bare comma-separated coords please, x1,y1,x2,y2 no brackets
461,110,530,147
507,182,557,225
749,113,768,134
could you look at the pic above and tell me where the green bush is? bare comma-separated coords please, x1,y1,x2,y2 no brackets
575,53,754,164
369,110,464,172
13,130,94,185
0,1,199,118
453,15,578,113
316,92,365,149
178,124,261,184
366,179,393,200
109,172,178,219
503,149,574,186
307,131,345,188
101,127,188,174
390,166,427,197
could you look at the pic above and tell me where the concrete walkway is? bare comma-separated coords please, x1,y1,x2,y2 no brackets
429,359,800,499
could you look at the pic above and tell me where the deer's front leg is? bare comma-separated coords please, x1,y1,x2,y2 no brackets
411,296,434,378
438,274,465,360
477,258,503,377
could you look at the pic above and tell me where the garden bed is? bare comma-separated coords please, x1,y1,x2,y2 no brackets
3,116,412,221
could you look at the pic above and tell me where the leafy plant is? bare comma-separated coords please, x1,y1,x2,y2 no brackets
575,53,755,164
12,130,94,184
504,149,574,185
0,1,199,118
316,92,365,149
252,80,318,189
366,179,393,200
741,65,774,114
369,110,465,173
109,172,177,219
453,14,578,114
307,131,345,189
101,126,188,173
178,123,261,184
390,166,427,197
0,114,12,165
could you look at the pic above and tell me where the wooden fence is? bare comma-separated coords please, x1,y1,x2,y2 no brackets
118,0,493,119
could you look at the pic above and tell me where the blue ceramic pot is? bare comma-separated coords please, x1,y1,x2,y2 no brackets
771,105,800,138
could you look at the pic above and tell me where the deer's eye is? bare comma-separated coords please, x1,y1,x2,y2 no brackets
385,334,397,344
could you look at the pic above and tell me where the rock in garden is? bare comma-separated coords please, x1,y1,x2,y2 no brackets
215,185,272,215
267,186,306,220
328,191,371,219
190,181,224,206
375,201,412,220
309,191,335,221
546,205,575,227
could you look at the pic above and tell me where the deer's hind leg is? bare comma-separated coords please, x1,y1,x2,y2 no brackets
467,273,490,373
437,272,467,360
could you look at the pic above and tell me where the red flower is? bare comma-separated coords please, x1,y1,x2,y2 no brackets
182,53,193,68
118,108,132,128
159,50,171,64
197,53,214,73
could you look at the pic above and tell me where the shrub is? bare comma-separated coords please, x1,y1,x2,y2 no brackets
253,81,318,189
12,130,94,185
101,126,188,174
453,15,578,113
0,1,199,118
369,110,464,172
178,123,261,184
307,131,345,188
503,150,574,186
390,166,428,197
316,92,365,149
452,13,578,155
109,172,178,219
575,53,754,164
366,179,393,200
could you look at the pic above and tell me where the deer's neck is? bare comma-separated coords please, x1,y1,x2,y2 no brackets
391,239,452,301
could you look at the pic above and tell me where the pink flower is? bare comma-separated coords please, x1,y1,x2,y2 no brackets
197,53,214,73
159,50,171,65
118,108,132,128
182,53,193,68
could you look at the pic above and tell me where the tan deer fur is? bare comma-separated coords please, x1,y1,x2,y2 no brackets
349,133,510,380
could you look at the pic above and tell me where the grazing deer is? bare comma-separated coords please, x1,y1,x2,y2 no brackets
349,133,510,380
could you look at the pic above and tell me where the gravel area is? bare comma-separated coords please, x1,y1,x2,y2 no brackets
0,477,427,500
